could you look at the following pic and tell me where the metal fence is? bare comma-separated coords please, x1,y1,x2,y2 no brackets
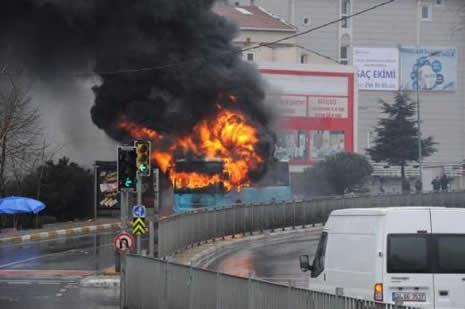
125,254,416,309
158,191,465,258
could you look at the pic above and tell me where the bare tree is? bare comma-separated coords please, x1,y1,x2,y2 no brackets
0,66,45,196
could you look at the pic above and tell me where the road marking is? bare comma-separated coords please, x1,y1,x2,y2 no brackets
0,269,95,278
7,280,32,285
37,280,63,285
56,293,63,297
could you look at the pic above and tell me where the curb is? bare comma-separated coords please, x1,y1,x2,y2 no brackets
80,276,120,288
0,222,121,245
172,224,323,267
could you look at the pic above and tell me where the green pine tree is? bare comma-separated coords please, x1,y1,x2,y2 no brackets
367,91,437,180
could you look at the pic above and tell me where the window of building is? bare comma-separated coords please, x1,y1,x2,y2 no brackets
246,53,254,62
300,54,308,64
341,0,351,28
340,47,348,65
367,130,373,149
342,0,350,15
303,17,310,26
340,34,350,65
341,17,349,28
340,46,348,59
421,3,432,21
434,0,444,7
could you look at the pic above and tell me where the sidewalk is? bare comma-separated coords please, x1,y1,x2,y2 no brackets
0,217,120,245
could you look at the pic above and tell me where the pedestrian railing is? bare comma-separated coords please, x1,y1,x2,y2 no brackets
125,254,417,309
158,191,465,258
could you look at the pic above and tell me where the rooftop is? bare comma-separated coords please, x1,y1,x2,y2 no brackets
214,5,295,32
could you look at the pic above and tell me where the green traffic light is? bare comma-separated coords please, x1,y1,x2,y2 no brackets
125,177,134,187
139,164,147,172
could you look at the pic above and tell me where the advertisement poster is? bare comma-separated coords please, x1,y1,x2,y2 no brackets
97,165,119,209
275,95,307,117
310,130,345,160
400,47,457,91
353,48,399,91
275,130,308,161
308,96,348,118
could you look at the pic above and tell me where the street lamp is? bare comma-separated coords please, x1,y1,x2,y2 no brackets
415,50,440,191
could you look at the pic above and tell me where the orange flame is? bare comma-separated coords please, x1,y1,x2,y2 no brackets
117,107,263,191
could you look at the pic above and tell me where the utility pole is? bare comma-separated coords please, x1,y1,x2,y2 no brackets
416,0,423,191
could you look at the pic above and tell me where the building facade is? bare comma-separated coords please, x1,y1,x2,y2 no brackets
230,0,465,188
214,4,337,65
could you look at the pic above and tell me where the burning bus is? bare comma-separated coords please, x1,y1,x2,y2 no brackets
118,104,289,212
171,159,291,212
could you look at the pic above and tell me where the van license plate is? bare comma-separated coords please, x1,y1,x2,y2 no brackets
392,292,426,302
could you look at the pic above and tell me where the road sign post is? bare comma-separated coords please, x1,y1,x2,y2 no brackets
113,226,135,308
150,168,159,257
136,173,142,254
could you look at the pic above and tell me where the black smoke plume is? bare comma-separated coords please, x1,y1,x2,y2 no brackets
0,0,275,179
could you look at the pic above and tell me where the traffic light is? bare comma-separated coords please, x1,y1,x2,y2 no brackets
117,146,137,191
135,140,151,176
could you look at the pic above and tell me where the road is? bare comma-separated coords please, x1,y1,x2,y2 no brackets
0,231,119,309
200,230,321,288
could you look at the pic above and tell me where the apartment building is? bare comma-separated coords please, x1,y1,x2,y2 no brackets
229,0,465,186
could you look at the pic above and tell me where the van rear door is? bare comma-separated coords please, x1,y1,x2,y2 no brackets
385,209,434,308
431,209,465,309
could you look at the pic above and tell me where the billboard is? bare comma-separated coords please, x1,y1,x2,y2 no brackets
96,162,119,209
259,64,355,169
95,161,156,210
400,47,457,91
353,48,399,91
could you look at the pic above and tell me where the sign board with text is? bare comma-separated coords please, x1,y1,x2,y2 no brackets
308,97,348,119
353,48,399,91
260,63,356,167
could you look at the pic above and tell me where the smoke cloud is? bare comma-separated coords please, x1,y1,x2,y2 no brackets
1,0,275,176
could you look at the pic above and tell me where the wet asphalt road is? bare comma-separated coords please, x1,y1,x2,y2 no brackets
0,231,119,309
0,228,321,308
202,231,321,288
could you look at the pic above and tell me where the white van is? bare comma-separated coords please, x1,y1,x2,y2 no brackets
299,207,465,309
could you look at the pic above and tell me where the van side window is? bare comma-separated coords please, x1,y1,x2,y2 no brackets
387,234,431,273
434,235,465,273
311,232,328,278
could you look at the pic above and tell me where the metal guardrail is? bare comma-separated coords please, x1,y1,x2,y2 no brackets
126,254,416,309
158,191,465,257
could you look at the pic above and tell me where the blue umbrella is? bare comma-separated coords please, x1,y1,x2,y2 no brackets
0,196,46,214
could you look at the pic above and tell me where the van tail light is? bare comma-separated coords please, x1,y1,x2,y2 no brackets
374,283,383,302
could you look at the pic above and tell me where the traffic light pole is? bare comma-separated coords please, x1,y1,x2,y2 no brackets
120,190,129,309
136,173,142,255
149,168,159,257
